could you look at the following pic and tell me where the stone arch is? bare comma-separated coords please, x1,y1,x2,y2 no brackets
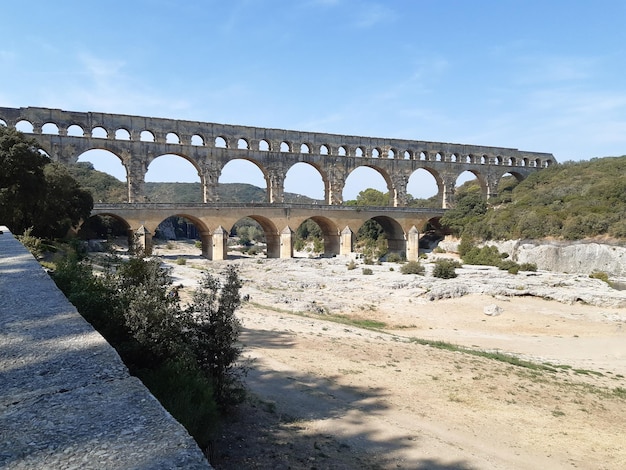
145,153,202,202
338,146,347,156
343,165,393,203
284,161,326,201
92,126,108,138
320,144,329,155
455,169,488,198
140,130,155,142
191,134,204,146
77,149,128,201
218,158,268,199
407,167,443,202
372,147,381,158
166,132,180,144
355,146,365,157
355,215,406,256
78,213,132,245
0,118,7,127
238,138,249,150
280,141,291,152
228,215,279,258
42,123,59,135
67,124,84,137
15,120,34,133
215,136,228,148
115,128,131,140
259,139,271,151
294,215,341,257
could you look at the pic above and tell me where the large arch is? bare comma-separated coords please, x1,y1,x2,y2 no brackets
343,166,393,203
219,158,268,202
145,154,202,203
294,216,341,258
284,162,326,202
354,215,406,257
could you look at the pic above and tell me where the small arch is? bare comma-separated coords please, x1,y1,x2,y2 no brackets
320,145,329,155
510,157,517,166
435,153,443,162
259,139,270,151
480,155,487,164
449,153,457,163
42,123,59,135
338,146,346,156
534,158,541,168
67,124,84,137
215,136,227,148
16,120,35,133
403,150,412,160
387,148,396,159
115,128,131,140
92,126,108,138
140,130,155,142
495,156,503,165
372,148,380,158
166,132,180,144
0,119,7,127
191,134,204,146
521,158,529,167
300,143,310,154
464,155,473,164
419,152,427,161
237,138,249,150
355,147,364,157
280,141,290,152
543,159,553,168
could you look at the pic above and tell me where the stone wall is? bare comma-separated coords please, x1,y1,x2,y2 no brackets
0,226,211,469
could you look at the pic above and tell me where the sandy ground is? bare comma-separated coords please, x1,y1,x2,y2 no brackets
153,242,626,470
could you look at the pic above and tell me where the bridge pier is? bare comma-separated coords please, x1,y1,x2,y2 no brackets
340,226,355,256
211,226,228,260
132,225,153,256
406,226,420,261
280,226,294,259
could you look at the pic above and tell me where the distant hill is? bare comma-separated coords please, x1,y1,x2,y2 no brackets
68,162,321,204
441,156,626,241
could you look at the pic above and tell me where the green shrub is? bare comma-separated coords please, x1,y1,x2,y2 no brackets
194,240,202,249
400,260,424,275
498,259,519,274
347,260,357,270
519,263,537,272
176,257,187,265
432,259,460,279
386,252,404,263
17,227,44,259
362,267,373,275
589,270,611,286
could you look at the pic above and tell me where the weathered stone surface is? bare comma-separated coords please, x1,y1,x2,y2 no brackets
440,237,626,277
0,227,211,469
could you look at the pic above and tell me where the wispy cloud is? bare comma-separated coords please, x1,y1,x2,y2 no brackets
353,2,396,28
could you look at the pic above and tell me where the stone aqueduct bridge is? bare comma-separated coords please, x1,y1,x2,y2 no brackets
0,106,555,260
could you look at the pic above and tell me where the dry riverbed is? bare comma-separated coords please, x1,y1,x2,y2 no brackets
154,242,626,469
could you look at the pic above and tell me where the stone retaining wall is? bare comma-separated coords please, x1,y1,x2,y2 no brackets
0,226,211,469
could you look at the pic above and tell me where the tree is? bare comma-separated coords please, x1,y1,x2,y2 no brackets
0,126,93,237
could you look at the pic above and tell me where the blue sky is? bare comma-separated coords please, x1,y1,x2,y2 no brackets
2,1,626,200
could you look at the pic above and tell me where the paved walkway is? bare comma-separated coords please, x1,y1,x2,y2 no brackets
0,227,211,469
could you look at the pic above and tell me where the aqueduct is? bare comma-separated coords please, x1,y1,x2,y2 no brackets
0,106,556,260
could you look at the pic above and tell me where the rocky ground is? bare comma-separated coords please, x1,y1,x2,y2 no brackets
153,242,626,469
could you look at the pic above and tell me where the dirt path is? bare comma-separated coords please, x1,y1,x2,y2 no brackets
156,244,626,469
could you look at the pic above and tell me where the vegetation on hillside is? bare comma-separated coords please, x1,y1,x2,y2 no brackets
441,156,626,241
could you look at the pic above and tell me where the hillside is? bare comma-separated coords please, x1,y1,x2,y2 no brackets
441,156,626,241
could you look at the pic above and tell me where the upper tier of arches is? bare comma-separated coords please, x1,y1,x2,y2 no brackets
0,106,556,167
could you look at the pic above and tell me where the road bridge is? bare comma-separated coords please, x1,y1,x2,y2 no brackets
0,106,554,260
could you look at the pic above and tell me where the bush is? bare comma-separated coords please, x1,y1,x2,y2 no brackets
362,267,373,275
498,259,520,274
347,260,357,270
17,227,44,259
432,259,460,279
176,257,187,265
400,260,424,275
589,270,611,286
386,252,404,263
519,263,537,272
